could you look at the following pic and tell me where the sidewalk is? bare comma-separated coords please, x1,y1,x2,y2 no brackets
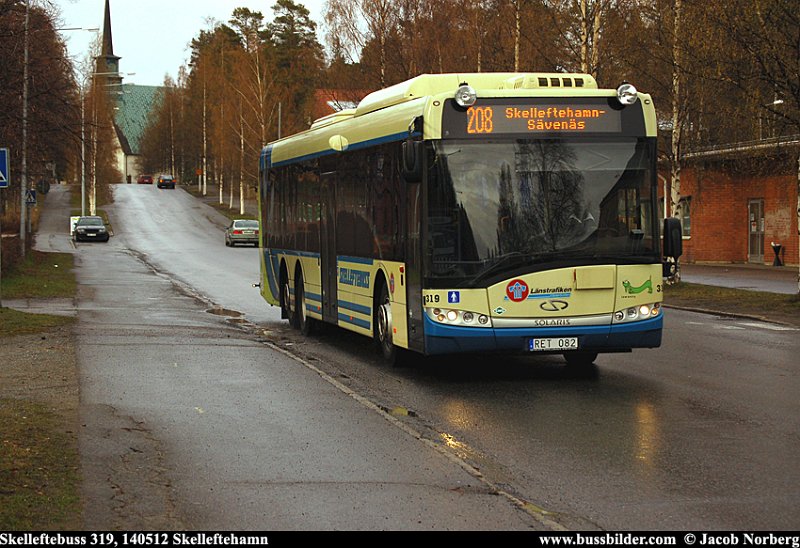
680,262,798,294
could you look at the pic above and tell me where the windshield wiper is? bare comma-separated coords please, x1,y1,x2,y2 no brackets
465,252,534,285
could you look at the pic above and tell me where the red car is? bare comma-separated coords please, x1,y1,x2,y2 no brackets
137,174,153,184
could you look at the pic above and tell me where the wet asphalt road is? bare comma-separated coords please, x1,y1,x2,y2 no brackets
65,185,800,529
71,185,533,530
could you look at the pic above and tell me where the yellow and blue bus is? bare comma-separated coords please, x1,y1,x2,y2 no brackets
258,73,682,366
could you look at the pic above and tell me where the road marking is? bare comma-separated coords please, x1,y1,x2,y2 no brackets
737,322,798,331
693,320,798,332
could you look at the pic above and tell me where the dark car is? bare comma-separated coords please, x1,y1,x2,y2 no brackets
137,174,153,184
157,174,176,189
225,219,259,247
73,216,109,242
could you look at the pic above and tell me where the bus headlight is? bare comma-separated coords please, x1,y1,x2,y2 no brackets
455,84,477,107
426,307,492,328
613,302,661,324
617,83,638,105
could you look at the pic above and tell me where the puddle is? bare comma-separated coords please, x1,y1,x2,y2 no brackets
206,307,243,318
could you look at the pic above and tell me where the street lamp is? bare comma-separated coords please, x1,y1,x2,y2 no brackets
759,98,785,140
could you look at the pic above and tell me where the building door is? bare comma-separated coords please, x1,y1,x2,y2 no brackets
748,199,765,263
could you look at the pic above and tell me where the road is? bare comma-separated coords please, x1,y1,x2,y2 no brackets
70,185,533,530
67,185,800,530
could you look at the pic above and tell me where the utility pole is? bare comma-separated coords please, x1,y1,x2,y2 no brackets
19,0,30,258
670,0,684,221
81,86,86,215
202,79,208,196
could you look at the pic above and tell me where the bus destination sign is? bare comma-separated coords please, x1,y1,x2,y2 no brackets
442,98,630,138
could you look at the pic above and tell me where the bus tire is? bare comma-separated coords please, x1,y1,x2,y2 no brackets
280,264,296,327
296,273,315,336
563,351,598,367
374,282,397,365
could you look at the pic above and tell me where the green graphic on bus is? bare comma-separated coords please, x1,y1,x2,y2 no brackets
623,276,653,295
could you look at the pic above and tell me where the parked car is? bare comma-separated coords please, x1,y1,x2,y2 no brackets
225,219,259,247
137,174,153,184
157,174,176,189
73,216,109,242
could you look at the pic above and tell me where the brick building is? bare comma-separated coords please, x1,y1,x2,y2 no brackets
664,139,799,266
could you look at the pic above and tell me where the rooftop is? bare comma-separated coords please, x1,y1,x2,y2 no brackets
114,84,163,155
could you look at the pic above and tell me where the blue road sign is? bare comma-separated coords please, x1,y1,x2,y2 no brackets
25,189,36,205
0,148,9,189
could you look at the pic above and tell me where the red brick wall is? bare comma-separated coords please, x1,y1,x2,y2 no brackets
661,168,798,266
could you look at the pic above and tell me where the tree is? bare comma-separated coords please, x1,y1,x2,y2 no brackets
326,0,400,88
268,0,325,131
0,0,82,256
708,0,800,292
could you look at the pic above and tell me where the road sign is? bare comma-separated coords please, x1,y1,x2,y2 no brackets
25,189,36,205
0,148,9,188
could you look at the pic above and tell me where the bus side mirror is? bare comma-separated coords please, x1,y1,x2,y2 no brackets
662,217,683,277
402,140,422,183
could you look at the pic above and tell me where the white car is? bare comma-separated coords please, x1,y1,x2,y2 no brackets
225,219,259,247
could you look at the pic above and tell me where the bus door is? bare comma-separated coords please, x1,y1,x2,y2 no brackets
405,175,425,353
320,171,338,323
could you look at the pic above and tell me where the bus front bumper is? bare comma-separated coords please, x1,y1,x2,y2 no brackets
423,314,663,355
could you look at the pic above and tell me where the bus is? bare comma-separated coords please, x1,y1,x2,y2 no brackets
258,73,683,366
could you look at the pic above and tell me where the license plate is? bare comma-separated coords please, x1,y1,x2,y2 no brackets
87,233,96,237
243,230,254,234
529,337,578,351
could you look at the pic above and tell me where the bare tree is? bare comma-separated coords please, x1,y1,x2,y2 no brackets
326,0,400,87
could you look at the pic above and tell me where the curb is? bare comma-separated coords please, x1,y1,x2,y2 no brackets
662,303,798,328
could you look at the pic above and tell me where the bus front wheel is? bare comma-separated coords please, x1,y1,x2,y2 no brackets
296,275,315,336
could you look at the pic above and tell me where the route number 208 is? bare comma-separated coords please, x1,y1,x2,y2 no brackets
467,106,494,134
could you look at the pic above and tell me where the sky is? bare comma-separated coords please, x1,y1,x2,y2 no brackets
55,0,329,87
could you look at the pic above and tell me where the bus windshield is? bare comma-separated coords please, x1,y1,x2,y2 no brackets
427,138,658,286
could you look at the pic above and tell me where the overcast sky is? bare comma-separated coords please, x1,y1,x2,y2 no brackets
55,0,329,86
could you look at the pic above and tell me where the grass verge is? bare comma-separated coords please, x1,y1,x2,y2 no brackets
185,186,258,222
0,399,81,530
0,308,74,336
1,247,81,529
1,250,76,299
664,282,800,327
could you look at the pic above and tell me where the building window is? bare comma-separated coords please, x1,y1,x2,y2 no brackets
678,197,691,237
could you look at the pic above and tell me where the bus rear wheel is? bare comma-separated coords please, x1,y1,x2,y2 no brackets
375,284,397,365
281,271,297,329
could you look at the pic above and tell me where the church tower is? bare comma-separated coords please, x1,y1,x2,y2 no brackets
96,0,122,89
